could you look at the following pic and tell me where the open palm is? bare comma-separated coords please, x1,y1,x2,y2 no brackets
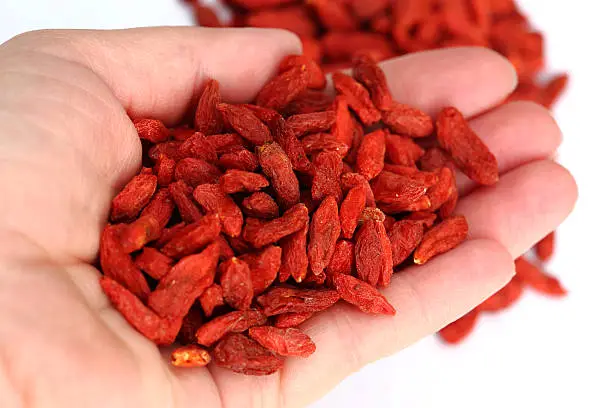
0,27,576,408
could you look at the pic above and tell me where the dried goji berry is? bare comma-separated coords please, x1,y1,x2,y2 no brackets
243,203,309,248
407,211,437,229
134,119,170,143
436,107,499,185
478,277,524,312
100,225,151,300
110,173,157,221
256,65,310,111
171,127,196,142
193,184,243,238
332,72,381,126
356,129,386,180
258,142,301,209
279,54,326,89
283,89,334,115
174,158,221,187
413,216,468,265
427,167,455,212
308,196,342,275
249,326,316,357
371,171,430,213
242,192,280,219
149,242,220,319
311,151,343,203
339,185,367,239
149,140,183,162
240,246,282,295
279,221,309,283
220,170,269,194
218,147,259,172
195,79,224,135
257,287,340,316
385,132,425,165
168,180,203,223
355,219,393,287
381,103,433,138
178,133,218,162
535,232,555,262
154,155,176,186
100,277,180,346
268,113,312,172
438,309,479,344
171,345,212,368
388,220,424,267
155,222,186,249
196,310,267,347
302,132,350,157
160,213,221,258
340,172,376,207
217,103,273,145
134,247,173,280
352,52,393,111
332,273,395,315
514,257,567,296
213,333,283,376
220,257,254,311
199,283,224,317
326,240,355,277
287,111,336,138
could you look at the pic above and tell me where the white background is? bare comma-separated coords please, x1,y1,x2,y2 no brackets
1,1,611,407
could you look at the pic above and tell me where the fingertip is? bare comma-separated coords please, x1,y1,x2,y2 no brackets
381,46,518,117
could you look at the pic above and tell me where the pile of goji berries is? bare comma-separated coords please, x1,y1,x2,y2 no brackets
180,0,569,344
100,52,500,375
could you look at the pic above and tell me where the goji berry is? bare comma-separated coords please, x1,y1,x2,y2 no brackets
332,273,395,315
110,173,157,221
436,107,499,185
171,345,212,368
413,216,469,265
258,142,301,209
257,287,340,316
195,79,224,135
193,184,243,238
308,196,341,275
355,219,393,287
196,309,267,347
242,192,280,219
240,245,282,295
213,333,283,376
100,277,180,346
356,129,386,180
249,326,316,357
220,257,254,311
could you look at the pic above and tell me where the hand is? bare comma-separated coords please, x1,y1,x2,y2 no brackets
0,27,577,408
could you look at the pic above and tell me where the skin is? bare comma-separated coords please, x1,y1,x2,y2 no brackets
0,27,577,408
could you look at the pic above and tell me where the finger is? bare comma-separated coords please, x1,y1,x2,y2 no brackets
381,47,517,117
457,160,578,258
282,239,514,407
7,27,302,123
456,101,563,195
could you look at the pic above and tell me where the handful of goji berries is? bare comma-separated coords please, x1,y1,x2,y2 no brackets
99,53,499,375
